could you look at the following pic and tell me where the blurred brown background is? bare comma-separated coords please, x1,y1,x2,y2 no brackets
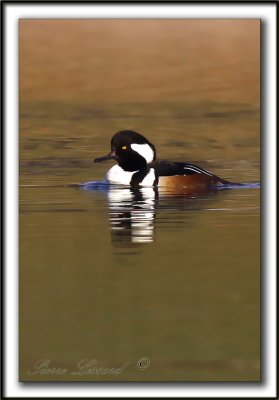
20,19,259,105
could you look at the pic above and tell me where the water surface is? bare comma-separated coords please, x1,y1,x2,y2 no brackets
19,19,260,382
19,102,260,382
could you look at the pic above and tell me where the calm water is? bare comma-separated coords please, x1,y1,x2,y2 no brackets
19,20,260,382
19,102,260,382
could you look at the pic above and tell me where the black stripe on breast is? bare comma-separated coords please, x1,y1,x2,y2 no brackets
130,167,151,186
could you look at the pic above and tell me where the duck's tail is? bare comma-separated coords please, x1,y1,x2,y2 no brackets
218,179,260,190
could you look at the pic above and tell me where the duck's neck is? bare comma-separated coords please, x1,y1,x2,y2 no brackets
118,152,147,172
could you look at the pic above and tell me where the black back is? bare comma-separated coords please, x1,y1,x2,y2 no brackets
151,160,215,177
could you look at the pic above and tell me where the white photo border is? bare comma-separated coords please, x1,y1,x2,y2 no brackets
3,2,277,398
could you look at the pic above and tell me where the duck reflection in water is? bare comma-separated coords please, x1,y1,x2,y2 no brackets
102,184,221,245
108,186,157,245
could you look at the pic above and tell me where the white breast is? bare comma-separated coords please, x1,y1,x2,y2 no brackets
106,165,136,185
139,168,155,187
106,165,156,186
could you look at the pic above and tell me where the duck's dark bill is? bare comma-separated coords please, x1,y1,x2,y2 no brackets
94,152,117,163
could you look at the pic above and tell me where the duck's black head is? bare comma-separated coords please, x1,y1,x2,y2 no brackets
94,130,156,172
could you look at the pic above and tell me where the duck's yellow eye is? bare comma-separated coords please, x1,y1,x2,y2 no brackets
122,146,127,150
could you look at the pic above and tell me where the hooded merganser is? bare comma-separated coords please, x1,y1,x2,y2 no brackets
94,130,230,188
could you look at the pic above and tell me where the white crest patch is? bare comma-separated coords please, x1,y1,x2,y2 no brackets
106,165,136,185
131,143,154,164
